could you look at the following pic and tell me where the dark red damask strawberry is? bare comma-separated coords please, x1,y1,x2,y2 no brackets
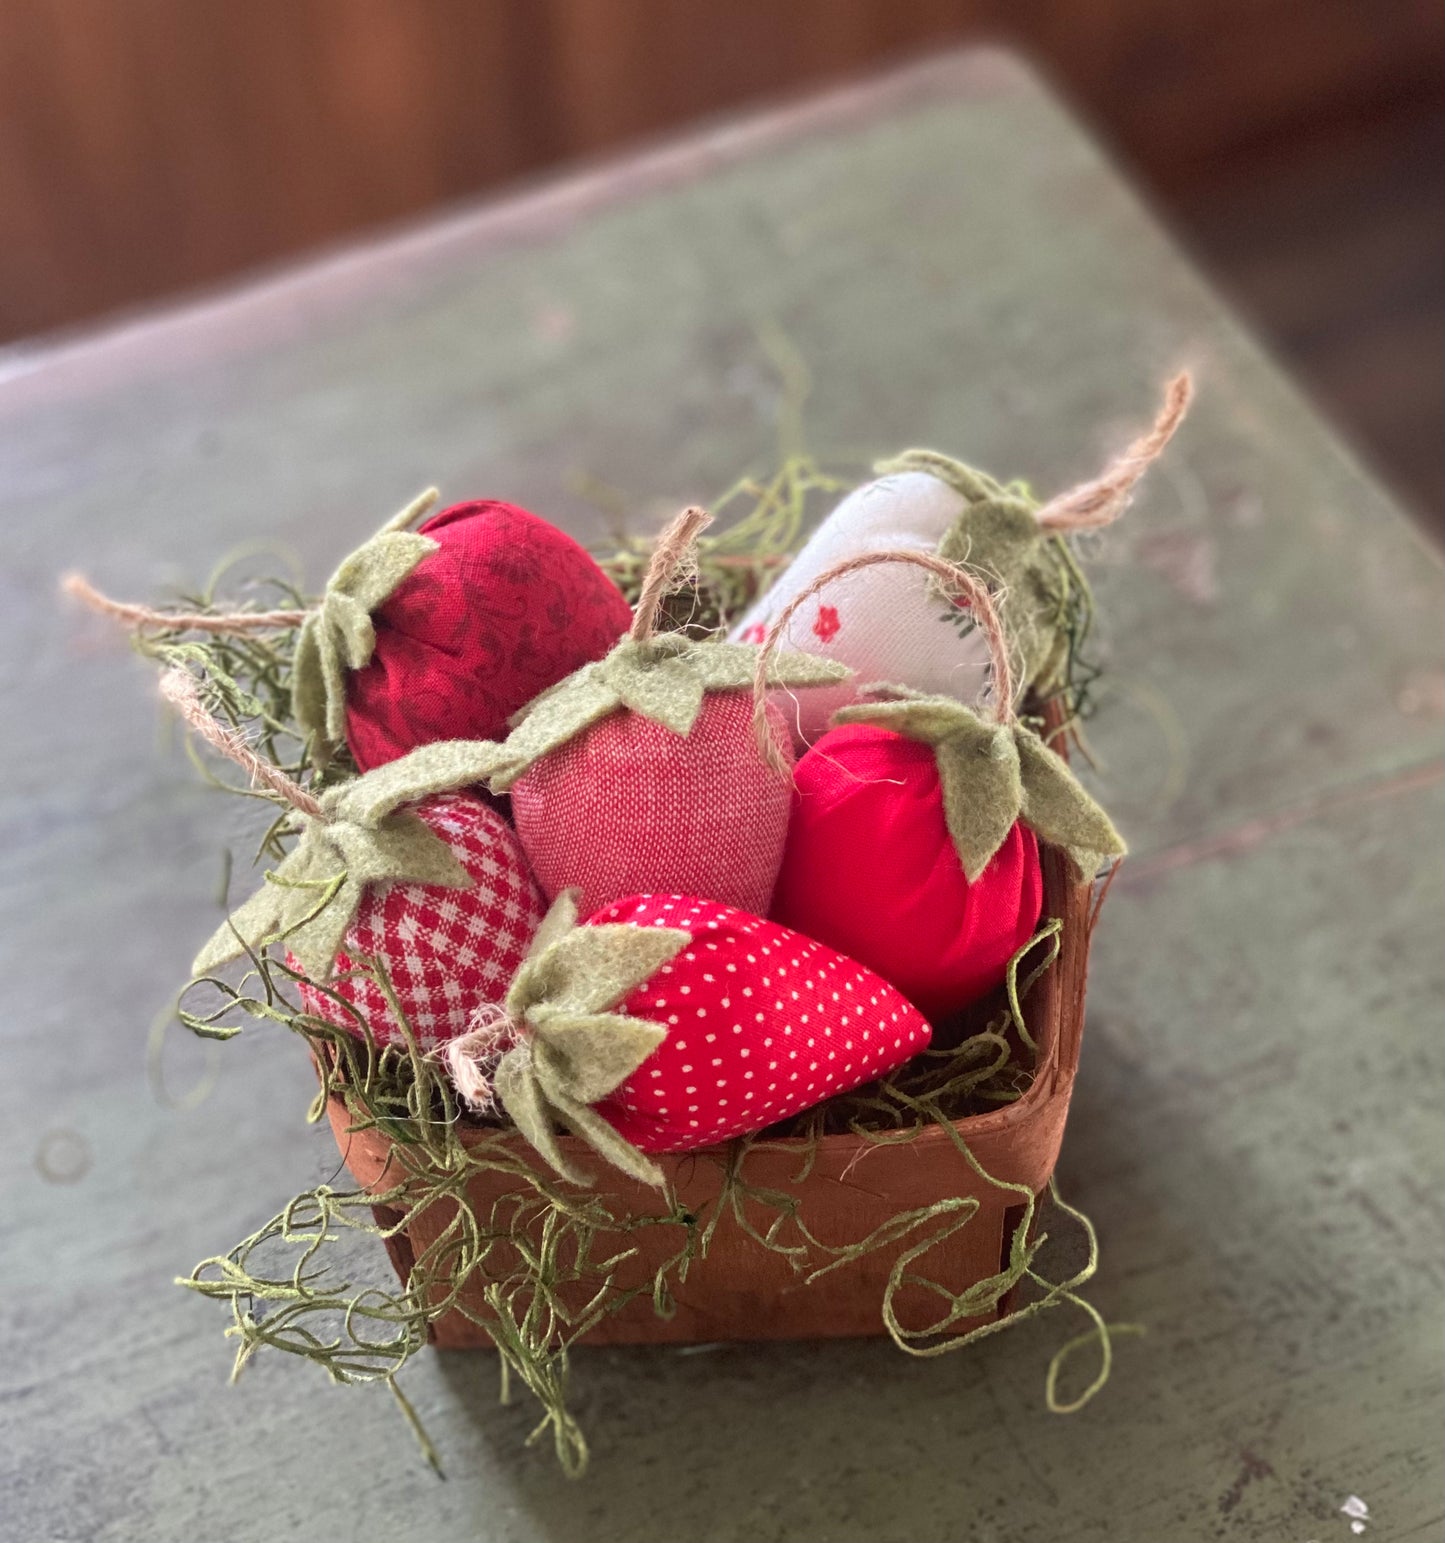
291,491,632,770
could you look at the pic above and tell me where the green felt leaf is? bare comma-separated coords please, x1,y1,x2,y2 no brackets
1015,730,1126,879
873,449,1011,506
842,693,1027,880
935,724,1025,883
290,614,332,755
547,1086,664,1188
486,633,849,791
690,640,851,692
478,892,682,1188
602,646,706,735
835,692,987,749
330,740,509,827
290,506,439,751
493,1045,588,1186
192,873,293,975
834,689,1123,881
521,888,581,963
509,915,690,1019
191,796,475,983
487,665,622,792
531,1009,667,1104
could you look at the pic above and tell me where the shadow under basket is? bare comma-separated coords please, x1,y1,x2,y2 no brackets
327,825,1096,1351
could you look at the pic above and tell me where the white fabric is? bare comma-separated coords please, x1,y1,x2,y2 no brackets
730,471,994,742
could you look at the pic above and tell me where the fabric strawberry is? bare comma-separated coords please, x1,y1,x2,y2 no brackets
730,377,1190,741
291,490,633,770
772,686,1124,1022
480,507,848,918
192,743,542,1052
449,892,931,1185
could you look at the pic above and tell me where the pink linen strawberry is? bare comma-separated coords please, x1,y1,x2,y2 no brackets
449,891,931,1186
191,743,543,1052
481,508,847,919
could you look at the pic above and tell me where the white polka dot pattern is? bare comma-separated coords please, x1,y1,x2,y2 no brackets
295,793,545,1052
587,894,932,1153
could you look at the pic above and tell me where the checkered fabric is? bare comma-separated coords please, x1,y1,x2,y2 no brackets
295,792,545,1051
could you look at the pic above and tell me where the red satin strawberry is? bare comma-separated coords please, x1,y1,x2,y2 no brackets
482,507,847,919
773,722,1043,1020
291,490,633,770
192,746,543,1052
772,689,1124,1022
455,892,931,1186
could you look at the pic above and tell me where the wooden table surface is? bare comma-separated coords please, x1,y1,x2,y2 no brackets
1,49,1440,1543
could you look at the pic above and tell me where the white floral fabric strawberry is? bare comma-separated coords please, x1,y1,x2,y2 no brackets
290,792,545,1051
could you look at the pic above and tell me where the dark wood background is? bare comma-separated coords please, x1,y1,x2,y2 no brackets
1,0,1440,521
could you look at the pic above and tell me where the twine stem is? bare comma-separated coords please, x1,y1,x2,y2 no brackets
159,666,324,818
62,572,310,633
627,505,713,642
1034,371,1193,532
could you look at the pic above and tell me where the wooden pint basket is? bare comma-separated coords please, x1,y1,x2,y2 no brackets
327,703,1096,1349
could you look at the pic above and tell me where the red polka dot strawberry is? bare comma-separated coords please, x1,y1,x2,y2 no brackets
189,737,543,1052
764,553,1124,1022
447,891,931,1186
291,488,633,770
481,507,848,919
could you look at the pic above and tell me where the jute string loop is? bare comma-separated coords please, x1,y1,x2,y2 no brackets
63,572,309,633
627,505,712,642
751,550,1016,777
159,665,324,819
1034,371,1193,532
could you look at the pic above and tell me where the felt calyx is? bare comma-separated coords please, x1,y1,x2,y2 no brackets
291,488,442,752
875,452,1077,697
192,738,505,981
481,892,690,1188
833,687,1125,880
485,633,849,794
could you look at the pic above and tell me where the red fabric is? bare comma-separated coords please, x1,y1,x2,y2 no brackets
586,895,932,1153
510,693,794,919
771,724,1043,1022
295,792,545,1051
345,501,633,772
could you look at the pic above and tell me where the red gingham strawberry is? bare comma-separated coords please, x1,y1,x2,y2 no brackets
293,793,544,1051
458,891,931,1186
192,745,543,1053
